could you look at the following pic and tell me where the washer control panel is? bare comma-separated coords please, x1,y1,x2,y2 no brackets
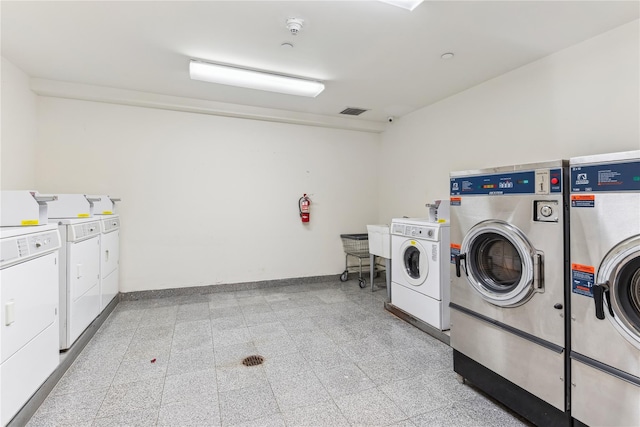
451,168,563,196
101,216,120,233
392,223,439,240
0,230,61,268
69,221,101,242
534,200,559,222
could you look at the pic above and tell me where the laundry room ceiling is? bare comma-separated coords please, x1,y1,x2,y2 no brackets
2,1,638,125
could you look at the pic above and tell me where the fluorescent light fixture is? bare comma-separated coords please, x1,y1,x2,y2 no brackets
189,60,325,97
379,0,424,11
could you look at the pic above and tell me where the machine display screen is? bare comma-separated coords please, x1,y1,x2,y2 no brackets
450,169,563,196
571,160,640,192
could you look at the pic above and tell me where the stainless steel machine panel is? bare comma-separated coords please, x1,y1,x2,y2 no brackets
450,192,566,347
569,151,640,427
451,309,566,410
450,160,569,418
571,359,640,426
570,192,640,375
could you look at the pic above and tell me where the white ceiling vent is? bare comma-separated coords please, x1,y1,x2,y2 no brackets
340,107,369,116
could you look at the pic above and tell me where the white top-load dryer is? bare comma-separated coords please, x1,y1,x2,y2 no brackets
1,218,60,425
47,194,102,350
88,195,121,311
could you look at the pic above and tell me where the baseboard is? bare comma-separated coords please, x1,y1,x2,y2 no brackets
119,274,339,301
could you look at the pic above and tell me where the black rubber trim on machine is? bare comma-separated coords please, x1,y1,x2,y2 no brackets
450,303,564,354
571,351,640,387
454,350,572,427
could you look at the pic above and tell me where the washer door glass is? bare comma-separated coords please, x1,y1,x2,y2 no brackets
399,240,429,286
461,220,540,307
599,236,640,350
470,233,522,293
404,246,421,279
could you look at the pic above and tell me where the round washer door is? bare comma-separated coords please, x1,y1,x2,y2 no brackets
598,235,640,350
461,220,541,307
399,239,429,286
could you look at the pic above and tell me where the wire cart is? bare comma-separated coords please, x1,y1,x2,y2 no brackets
339,233,371,288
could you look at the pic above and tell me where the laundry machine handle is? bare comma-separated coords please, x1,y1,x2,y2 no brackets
533,252,544,290
593,282,614,320
454,253,467,277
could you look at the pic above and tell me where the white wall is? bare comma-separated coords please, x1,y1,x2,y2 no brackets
18,19,640,293
1,57,38,189
35,98,380,292
379,20,640,221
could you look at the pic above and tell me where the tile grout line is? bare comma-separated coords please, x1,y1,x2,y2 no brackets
208,302,223,427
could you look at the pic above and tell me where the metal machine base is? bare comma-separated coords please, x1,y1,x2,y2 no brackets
384,302,450,346
453,350,571,427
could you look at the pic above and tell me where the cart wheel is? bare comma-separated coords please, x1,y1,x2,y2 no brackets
359,278,366,288
340,271,349,282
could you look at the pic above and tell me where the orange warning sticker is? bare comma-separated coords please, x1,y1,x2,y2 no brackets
571,194,595,208
572,263,595,274
450,243,461,264
450,197,461,206
571,195,595,201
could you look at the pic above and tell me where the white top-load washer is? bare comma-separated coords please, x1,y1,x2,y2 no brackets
88,195,121,311
1,224,61,425
47,194,102,350
390,218,451,330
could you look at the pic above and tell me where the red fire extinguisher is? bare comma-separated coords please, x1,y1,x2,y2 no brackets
299,194,311,223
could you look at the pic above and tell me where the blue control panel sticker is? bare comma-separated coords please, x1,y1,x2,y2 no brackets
571,160,640,192
572,264,595,297
451,169,563,195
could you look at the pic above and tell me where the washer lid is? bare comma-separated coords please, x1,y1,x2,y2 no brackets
460,220,543,307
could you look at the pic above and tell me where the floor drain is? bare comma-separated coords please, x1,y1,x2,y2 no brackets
242,355,264,367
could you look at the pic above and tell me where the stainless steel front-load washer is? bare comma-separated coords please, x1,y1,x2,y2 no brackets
450,160,571,426
569,150,640,427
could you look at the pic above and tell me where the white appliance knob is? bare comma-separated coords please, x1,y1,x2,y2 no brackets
540,205,553,217
428,230,434,237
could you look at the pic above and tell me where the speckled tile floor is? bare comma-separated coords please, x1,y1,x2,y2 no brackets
27,280,529,426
